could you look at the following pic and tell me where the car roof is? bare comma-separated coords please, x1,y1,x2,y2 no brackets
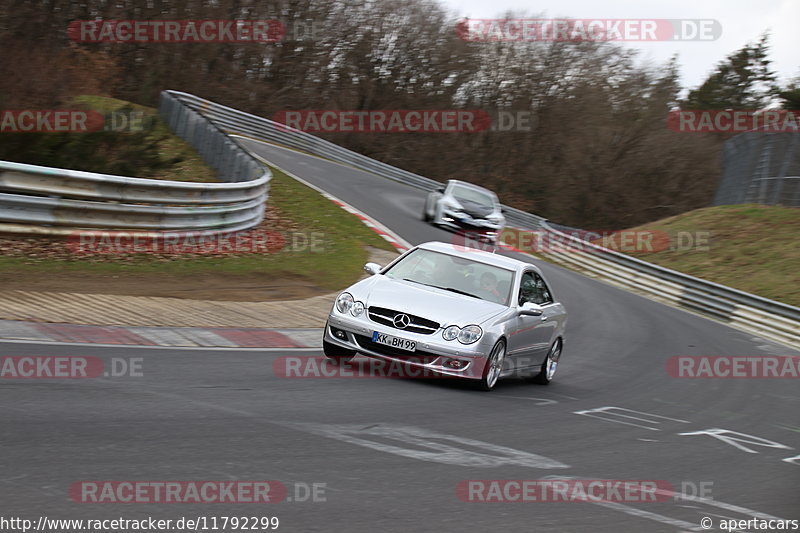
416,241,539,273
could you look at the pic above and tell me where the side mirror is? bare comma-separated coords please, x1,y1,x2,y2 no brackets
364,262,381,275
436,186,445,193
518,302,543,316
500,207,507,214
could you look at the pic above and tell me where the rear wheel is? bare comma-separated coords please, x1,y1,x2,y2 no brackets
478,340,506,391
533,339,561,385
323,339,355,362
422,198,433,222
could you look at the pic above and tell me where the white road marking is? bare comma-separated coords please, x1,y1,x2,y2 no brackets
678,428,793,454
665,488,787,520
574,406,691,431
284,422,569,469
492,395,559,405
132,392,789,530
589,499,704,531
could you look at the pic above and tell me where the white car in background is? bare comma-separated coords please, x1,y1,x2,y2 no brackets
423,180,506,243
322,242,567,390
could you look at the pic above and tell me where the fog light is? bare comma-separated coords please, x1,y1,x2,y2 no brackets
445,359,466,369
330,326,347,340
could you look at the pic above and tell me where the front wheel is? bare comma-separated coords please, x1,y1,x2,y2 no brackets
532,339,562,385
422,200,432,222
323,339,355,362
478,340,506,391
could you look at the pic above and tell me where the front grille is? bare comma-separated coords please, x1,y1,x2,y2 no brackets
367,306,440,335
353,334,440,365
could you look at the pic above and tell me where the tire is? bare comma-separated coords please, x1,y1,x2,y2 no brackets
533,339,562,385
477,340,506,391
422,203,432,222
323,339,356,362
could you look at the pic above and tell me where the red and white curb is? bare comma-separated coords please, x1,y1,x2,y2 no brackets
0,319,322,348
327,197,409,252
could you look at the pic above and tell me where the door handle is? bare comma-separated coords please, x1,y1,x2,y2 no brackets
541,316,548,321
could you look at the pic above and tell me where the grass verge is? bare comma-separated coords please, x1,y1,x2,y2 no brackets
0,95,216,181
621,204,799,307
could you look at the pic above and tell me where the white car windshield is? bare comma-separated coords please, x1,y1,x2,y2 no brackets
384,249,514,305
450,184,495,207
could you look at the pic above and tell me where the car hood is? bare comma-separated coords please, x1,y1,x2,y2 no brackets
348,275,507,326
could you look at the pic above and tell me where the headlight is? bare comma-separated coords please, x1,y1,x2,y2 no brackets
336,292,354,314
457,325,483,344
351,300,365,317
442,325,460,341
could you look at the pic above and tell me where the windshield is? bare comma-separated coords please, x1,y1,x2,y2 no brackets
383,248,514,305
450,184,495,207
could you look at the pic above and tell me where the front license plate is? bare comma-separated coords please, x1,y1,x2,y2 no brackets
372,331,416,352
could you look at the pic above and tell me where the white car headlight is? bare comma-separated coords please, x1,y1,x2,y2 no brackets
457,325,483,344
350,300,365,317
442,325,460,341
336,292,354,314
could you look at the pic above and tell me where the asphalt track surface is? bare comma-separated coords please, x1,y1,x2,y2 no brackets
2,140,798,533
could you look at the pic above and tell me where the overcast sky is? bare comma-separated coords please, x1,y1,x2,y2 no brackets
440,0,799,94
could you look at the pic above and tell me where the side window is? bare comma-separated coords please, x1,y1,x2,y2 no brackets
518,271,553,305
518,272,535,306
533,273,553,304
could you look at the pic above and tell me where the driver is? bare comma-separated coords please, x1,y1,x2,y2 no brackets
479,272,503,303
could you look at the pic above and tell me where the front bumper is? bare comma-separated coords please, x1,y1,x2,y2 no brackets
441,210,503,229
439,211,504,236
325,312,493,380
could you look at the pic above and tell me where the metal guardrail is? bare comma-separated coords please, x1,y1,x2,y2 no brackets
0,92,270,235
539,221,800,348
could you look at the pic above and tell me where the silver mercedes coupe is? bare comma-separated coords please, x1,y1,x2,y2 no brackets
322,242,567,390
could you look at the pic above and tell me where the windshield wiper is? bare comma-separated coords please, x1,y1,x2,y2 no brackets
441,287,482,299
402,278,437,288
403,279,482,300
